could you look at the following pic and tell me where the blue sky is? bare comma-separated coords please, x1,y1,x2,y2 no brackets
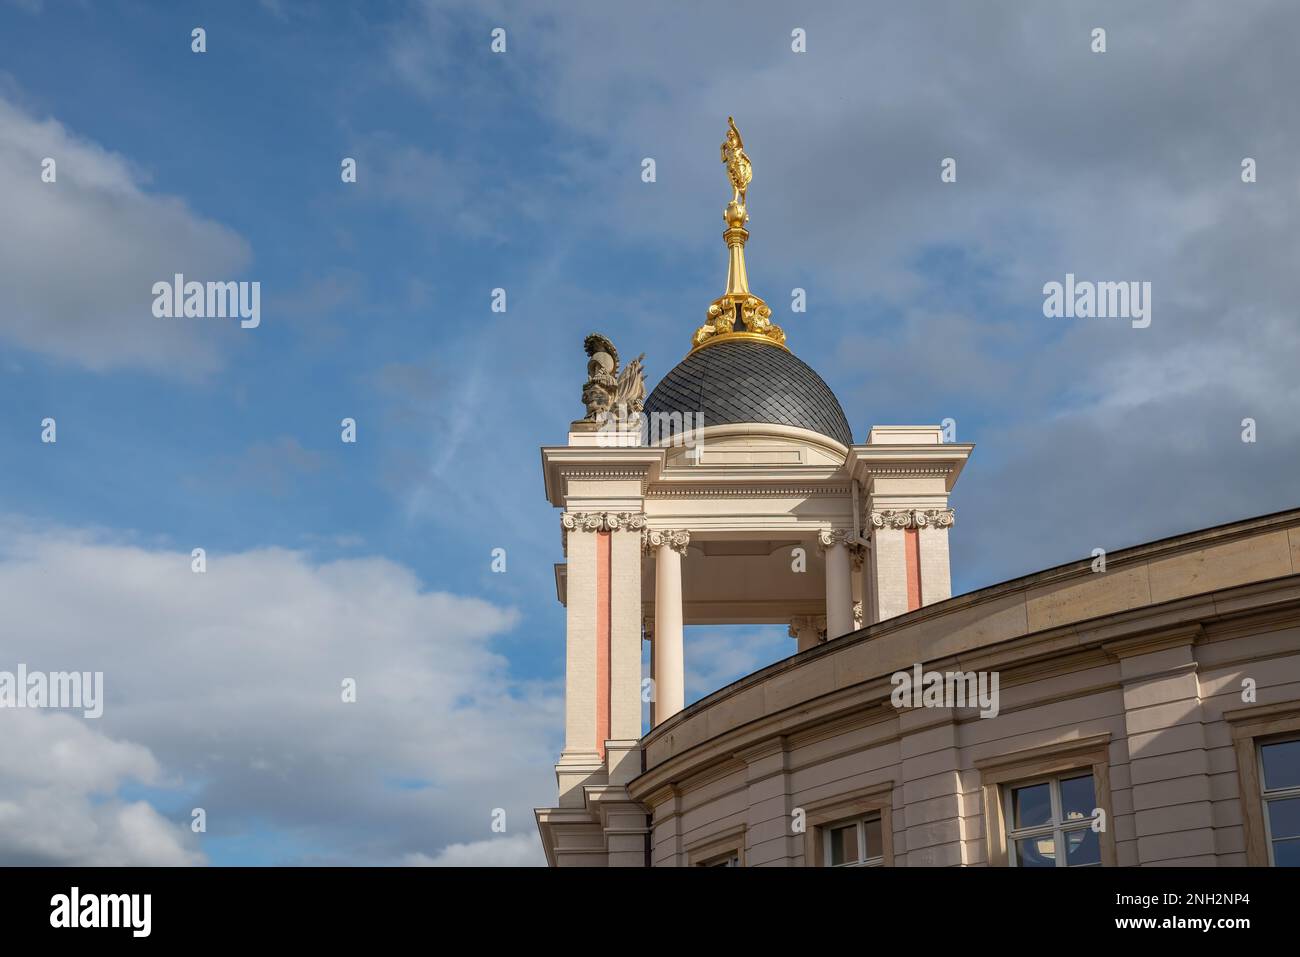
1,0,1297,865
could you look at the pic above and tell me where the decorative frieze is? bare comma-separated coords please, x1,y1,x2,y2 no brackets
643,529,692,556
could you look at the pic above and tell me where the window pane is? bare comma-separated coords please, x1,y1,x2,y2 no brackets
863,815,883,860
1014,835,1056,867
1272,839,1300,867
1059,773,1096,823
1012,782,1052,829
828,824,857,866
1267,797,1300,841
1063,826,1101,866
1261,739,1300,791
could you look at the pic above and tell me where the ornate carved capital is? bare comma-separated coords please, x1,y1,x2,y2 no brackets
868,508,955,532
562,510,646,533
918,508,955,529
643,528,691,556
853,601,864,629
788,615,814,639
816,529,853,552
870,509,914,530
561,511,647,553
607,511,647,532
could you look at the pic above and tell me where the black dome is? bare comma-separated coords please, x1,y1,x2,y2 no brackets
644,339,852,446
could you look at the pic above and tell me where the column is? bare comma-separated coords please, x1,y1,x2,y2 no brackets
819,530,854,640
648,529,689,725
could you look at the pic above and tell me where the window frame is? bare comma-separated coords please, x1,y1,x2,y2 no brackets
803,780,895,867
1003,771,1102,868
822,812,885,867
1227,702,1300,866
976,732,1116,867
1258,737,1300,866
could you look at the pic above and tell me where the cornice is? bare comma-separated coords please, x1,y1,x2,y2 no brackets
540,445,665,508
845,442,974,492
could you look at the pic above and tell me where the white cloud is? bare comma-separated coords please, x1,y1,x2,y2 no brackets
401,832,545,867
0,94,251,376
0,522,562,865
0,710,202,866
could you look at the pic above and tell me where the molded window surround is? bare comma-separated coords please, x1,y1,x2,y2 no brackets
977,733,1116,867
1226,701,1300,867
803,781,895,867
686,824,747,867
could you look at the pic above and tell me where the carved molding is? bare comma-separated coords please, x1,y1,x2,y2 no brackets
816,529,854,551
560,511,646,554
561,510,646,533
788,615,827,642
643,528,692,556
869,508,955,532
647,485,851,499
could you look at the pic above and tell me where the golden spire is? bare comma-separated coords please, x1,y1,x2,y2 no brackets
691,117,787,353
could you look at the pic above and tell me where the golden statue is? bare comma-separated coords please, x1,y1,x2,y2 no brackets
691,117,787,353
720,116,752,207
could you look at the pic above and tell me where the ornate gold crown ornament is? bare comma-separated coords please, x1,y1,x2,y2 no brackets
691,117,788,354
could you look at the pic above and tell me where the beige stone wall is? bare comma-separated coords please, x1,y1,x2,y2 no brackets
632,510,1300,866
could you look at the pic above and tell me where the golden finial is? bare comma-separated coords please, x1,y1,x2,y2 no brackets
692,117,786,353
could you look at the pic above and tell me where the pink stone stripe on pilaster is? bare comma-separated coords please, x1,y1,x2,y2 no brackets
595,530,611,759
905,527,922,612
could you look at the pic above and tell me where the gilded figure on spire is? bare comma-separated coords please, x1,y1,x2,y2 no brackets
720,116,752,208
691,117,786,353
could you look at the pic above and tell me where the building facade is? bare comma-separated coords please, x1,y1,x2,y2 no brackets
533,119,1300,867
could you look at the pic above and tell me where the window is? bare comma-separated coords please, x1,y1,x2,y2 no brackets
976,733,1115,867
823,813,884,867
1259,737,1300,867
1004,773,1101,867
802,781,894,866
1227,701,1300,866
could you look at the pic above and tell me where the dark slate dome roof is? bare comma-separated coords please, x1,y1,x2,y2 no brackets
644,339,853,446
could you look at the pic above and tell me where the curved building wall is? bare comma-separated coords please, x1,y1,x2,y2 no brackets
628,509,1300,866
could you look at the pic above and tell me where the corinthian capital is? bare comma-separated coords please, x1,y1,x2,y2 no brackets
643,528,691,556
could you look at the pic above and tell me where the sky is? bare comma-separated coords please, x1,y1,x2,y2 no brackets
0,0,1297,866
